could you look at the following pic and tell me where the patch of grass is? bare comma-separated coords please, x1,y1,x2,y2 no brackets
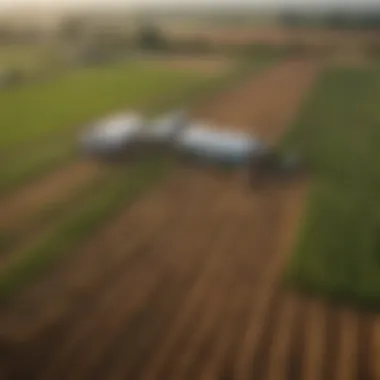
0,45,48,72
0,157,173,300
284,66,380,309
0,60,214,149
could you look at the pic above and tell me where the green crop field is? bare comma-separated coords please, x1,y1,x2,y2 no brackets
0,45,48,71
285,65,380,309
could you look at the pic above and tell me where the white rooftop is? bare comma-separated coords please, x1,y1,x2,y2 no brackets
176,122,263,158
82,112,144,146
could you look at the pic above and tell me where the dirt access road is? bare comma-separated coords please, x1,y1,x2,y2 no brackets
2,58,377,380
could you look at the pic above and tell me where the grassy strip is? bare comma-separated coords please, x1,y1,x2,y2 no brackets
284,66,380,309
0,57,271,195
0,158,173,300
0,66,216,194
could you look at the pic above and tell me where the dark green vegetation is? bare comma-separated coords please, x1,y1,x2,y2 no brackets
285,66,380,308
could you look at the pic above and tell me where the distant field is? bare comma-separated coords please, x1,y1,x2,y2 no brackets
0,45,56,75
0,60,220,149
285,66,380,308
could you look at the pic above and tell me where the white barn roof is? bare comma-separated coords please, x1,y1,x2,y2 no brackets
90,113,143,141
176,123,263,163
81,112,144,151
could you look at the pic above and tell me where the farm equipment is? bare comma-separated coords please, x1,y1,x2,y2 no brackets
79,109,303,188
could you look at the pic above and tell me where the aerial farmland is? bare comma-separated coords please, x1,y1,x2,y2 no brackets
1,6,380,380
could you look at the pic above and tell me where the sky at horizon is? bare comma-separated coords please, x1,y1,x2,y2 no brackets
0,0,379,12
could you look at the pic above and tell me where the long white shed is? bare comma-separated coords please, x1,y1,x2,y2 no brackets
174,123,265,165
81,112,145,155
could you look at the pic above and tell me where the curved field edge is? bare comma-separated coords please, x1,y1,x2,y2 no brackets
0,57,270,195
284,65,380,309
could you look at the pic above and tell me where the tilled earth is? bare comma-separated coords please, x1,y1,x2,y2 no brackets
0,160,103,235
2,58,377,380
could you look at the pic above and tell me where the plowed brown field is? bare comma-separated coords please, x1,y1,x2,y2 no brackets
1,58,377,380
0,160,103,234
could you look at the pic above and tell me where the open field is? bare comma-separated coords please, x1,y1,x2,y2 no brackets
0,58,337,380
285,66,380,308
0,56,235,195
139,55,233,73
0,45,50,73
193,58,318,137
2,53,380,380
0,55,270,295
0,59,221,150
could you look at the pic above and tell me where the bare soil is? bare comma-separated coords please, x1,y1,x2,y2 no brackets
1,58,377,380
193,58,320,142
0,160,103,236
